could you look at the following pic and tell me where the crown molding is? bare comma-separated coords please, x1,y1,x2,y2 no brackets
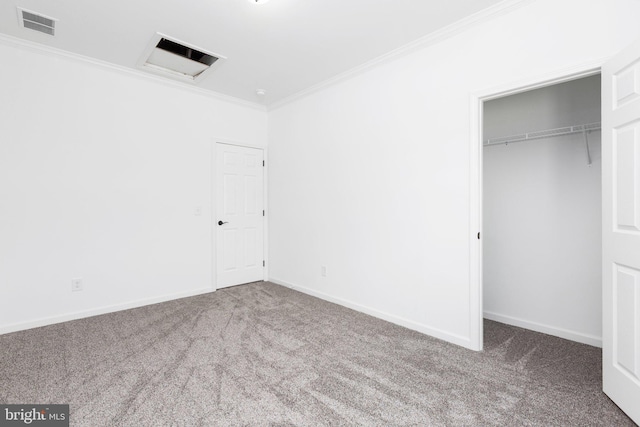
0,33,267,112
268,0,535,111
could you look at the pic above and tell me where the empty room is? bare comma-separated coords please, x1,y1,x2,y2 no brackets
1,0,640,425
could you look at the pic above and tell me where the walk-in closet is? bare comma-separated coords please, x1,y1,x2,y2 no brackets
482,75,602,346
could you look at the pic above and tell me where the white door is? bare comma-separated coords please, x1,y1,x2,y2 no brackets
602,38,640,424
215,143,264,288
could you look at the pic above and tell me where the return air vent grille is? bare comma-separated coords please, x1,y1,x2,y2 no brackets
137,33,226,84
18,8,56,36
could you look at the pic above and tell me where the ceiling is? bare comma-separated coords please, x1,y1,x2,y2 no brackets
0,0,507,106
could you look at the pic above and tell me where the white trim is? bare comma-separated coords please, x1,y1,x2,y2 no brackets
473,60,605,102
469,59,605,351
468,93,483,352
262,149,269,282
270,278,475,350
0,33,265,112
0,287,213,335
214,138,266,150
268,0,534,111
211,141,218,292
484,311,602,348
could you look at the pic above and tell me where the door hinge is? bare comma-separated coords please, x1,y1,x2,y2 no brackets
263,260,265,267
477,232,481,240
263,160,265,167
263,210,265,216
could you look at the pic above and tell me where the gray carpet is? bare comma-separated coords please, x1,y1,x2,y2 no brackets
0,281,634,426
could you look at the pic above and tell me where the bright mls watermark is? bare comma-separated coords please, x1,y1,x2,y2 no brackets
0,405,68,426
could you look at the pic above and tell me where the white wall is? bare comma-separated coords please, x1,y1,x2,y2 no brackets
483,76,602,346
0,39,267,333
267,0,640,349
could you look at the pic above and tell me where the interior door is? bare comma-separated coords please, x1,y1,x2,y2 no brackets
215,143,264,289
602,38,640,424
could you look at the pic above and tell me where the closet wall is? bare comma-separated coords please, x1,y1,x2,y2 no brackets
483,75,602,346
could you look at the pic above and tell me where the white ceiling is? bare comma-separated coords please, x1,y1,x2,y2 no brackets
0,0,506,106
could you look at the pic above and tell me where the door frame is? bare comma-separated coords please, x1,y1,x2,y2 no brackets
211,139,268,291
468,60,604,351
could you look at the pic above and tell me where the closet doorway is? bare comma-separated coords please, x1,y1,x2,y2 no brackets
481,74,602,347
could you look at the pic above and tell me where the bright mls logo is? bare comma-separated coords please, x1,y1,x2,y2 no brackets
0,405,68,426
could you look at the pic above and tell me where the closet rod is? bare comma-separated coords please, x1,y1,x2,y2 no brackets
484,122,601,147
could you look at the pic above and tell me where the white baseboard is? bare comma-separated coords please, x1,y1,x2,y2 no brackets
0,287,214,335
483,311,602,348
269,277,475,350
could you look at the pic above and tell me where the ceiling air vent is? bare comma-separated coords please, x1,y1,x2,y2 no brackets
137,33,225,84
17,8,56,36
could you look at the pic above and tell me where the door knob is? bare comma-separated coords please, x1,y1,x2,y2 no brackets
218,220,228,226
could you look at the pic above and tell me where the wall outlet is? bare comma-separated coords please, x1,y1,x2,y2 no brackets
71,278,83,292
320,266,327,277
194,206,202,216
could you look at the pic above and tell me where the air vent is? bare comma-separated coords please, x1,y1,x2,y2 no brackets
137,33,225,84
17,8,56,36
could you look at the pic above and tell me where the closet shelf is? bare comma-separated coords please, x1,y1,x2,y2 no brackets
484,122,601,146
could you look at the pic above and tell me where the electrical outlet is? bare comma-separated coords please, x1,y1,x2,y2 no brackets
71,278,83,292
321,266,327,277
194,206,202,216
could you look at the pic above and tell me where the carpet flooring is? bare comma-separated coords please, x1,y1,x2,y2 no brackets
0,281,634,426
